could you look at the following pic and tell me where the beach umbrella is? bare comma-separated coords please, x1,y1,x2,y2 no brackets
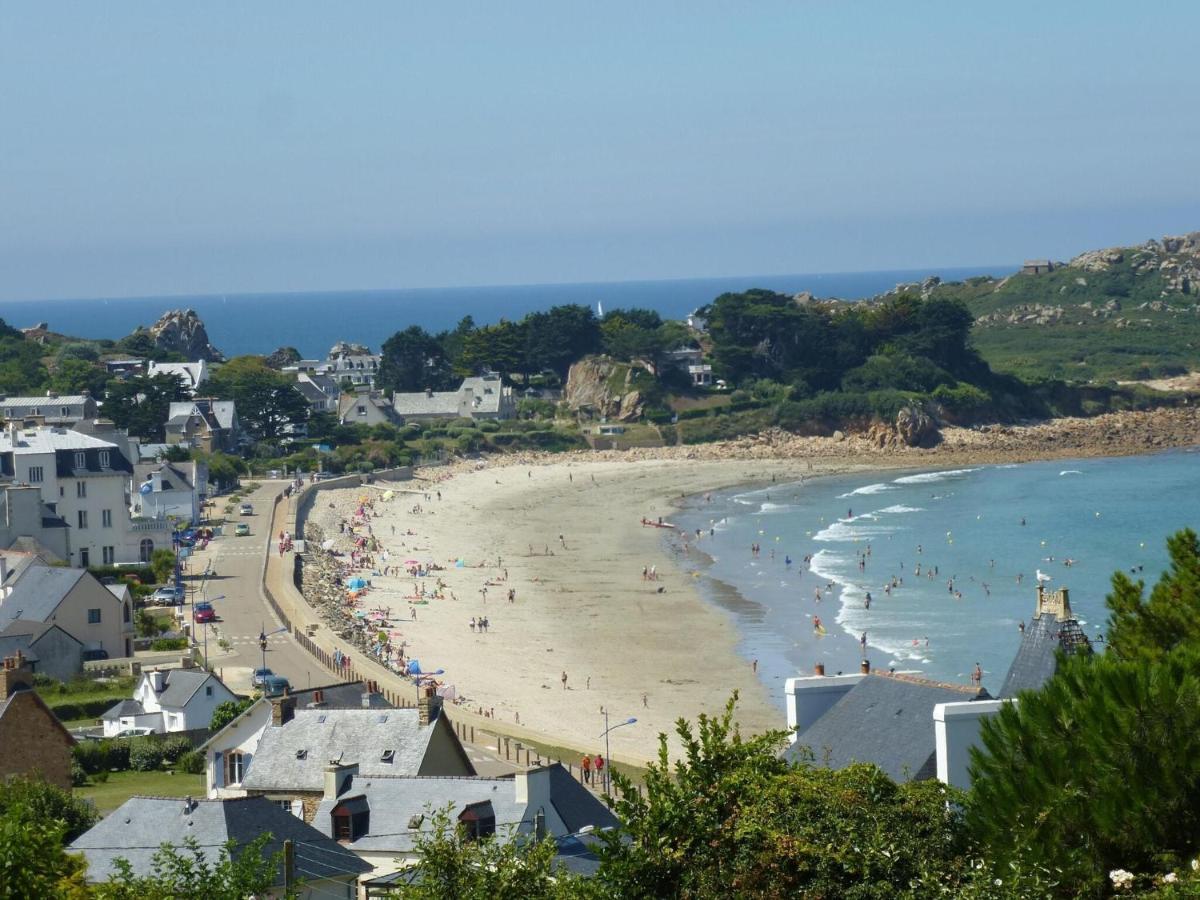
346,576,367,590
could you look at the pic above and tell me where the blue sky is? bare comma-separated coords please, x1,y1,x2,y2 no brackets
2,2,1198,300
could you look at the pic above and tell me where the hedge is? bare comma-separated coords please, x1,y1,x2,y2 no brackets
48,697,124,721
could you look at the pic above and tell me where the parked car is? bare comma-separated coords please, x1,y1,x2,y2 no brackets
193,602,216,623
151,586,185,606
235,522,250,536
239,503,254,516
81,648,110,662
113,727,154,738
261,675,291,696
251,667,274,688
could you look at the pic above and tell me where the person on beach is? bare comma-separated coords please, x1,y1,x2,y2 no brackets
860,631,867,653
642,692,648,707
561,671,568,690
594,754,604,783
470,617,476,632
972,662,983,684
581,754,592,783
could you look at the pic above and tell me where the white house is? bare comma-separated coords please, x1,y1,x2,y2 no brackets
323,342,380,388
0,424,161,566
147,361,209,395
392,374,516,422
101,667,236,737
131,460,206,524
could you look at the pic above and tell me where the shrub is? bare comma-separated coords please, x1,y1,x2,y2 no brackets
160,736,194,764
72,739,130,774
177,750,205,775
70,763,88,787
150,637,189,651
128,739,163,772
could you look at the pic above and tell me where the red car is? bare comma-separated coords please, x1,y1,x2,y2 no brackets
193,603,216,623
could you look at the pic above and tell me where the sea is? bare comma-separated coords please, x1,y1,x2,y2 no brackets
671,450,1200,708
0,266,1002,358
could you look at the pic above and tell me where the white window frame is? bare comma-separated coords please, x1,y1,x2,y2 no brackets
102,509,112,528
77,481,87,498
99,450,110,468
77,510,88,529
27,466,42,483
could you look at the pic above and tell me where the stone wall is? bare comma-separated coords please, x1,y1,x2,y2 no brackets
0,691,74,789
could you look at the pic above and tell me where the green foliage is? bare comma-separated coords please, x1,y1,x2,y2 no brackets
72,739,130,776
379,325,457,393
96,833,284,900
209,697,254,732
387,806,580,899
128,738,164,772
149,548,177,584
1105,528,1200,663
150,637,189,651
0,777,98,842
136,609,169,638
0,336,50,395
177,750,205,775
205,356,309,443
160,737,194,765
198,450,246,491
0,810,90,900
103,372,188,441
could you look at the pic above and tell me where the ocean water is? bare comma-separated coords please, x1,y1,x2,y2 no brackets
0,266,1002,358
671,450,1200,706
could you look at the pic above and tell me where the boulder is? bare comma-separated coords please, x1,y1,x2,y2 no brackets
564,356,650,422
265,346,303,369
134,309,224,361
896,405,939,447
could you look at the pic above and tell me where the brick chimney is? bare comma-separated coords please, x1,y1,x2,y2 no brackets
271,694,297,727
417,684,441,726
813,662,825,676
860,659,871,674
1,652,32,697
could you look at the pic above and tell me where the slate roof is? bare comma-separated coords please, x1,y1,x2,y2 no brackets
392,375,510,418
102,698,146,720
70,795,372,884
999,612,1092,699
546,764,619,833
147,361,208,390
0,566,86,626
292,680,394,710
166,400,237,431
134,462,195,492
155,669,228,709
786,673,990,781
240,707,443,791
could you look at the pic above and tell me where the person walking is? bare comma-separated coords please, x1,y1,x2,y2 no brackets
594,754,605,788
561,670,568,690
581,754,592,784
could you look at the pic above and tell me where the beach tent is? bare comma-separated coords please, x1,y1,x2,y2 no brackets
406,660,423,675
346,576,368,590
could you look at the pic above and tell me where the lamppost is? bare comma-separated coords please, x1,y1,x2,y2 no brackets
412,668,445,706
599,708,637,794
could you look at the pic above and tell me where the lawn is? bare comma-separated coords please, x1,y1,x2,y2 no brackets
77,769,206,815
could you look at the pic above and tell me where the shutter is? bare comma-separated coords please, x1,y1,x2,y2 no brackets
214,752,224,788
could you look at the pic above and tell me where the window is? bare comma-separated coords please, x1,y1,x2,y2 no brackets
224,751,248,784
139,538,154,562
31,407,39,416
102,509,112,528
205,685,213,696
77,510,87,529
99,450,110,468
381,749,395,763
76,481,87,498
331,803,370,842
79,547,89,566
458,801,496,840
74,451,86,469
123,603,130,623
357,405,367,416
102,546,114,565
27,466,43,483
87,608,101,624
61,406,69,416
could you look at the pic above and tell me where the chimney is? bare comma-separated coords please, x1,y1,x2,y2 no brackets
534,809,546,840
271,694,297,727
322,761,359,800
514,765,552,809
425,388,433,398
149,669,166,693
183,796,196,815
860,659,870,674
311,689,324,706
813,662,825,676
417,684,441,726
1,652,33,697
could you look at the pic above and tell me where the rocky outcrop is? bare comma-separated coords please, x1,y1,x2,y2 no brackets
564,356,649,422
896,405,939,447
265,346,302,369
131,309,224,361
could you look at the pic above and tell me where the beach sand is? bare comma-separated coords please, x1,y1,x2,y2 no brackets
308,458,879,760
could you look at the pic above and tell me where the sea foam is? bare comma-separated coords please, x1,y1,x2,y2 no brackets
892,467,979,485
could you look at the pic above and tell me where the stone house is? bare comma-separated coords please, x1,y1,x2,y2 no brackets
165,398,240,453
0,652,75,789
1021,259,1055,275
337,387,403,427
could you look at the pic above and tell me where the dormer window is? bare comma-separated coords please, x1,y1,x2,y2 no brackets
74,451,86,469
458,801,496,840
331,798,369,842
381,749,395,764
295,749,308,760
99,450,110,468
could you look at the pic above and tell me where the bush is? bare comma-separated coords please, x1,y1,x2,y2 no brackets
128,739,163,772
47,698,125,721
177,750,205,775
150,637,189,651
160,736,194,764
70,762,88,787
72,739,131,775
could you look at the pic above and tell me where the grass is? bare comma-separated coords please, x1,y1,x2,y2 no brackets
77,769,206,815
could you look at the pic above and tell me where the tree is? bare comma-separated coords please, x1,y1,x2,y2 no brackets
597,695,972,898
0,777,98,843
0,811,90,900
209,697,254,732
522,305,601,379
378,326,455,393
0,337,49,395
967,648,1200,895
49,357,110,397
1105,528,1200,663
103,372,188,442
198,451,246,491
205,356,309,443
96,834,284,900
386,807,582,899
149,548,176,584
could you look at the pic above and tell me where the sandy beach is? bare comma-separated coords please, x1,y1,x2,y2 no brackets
302,406,1200,761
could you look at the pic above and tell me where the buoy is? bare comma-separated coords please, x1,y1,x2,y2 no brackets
1095,511,1101,517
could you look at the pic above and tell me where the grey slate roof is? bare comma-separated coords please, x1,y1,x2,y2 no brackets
292,680,394,710
70,795,372,884
786,673,990,782
546,764,618,833
241,708,440,791
999,612,1093,699
0,566,85,626
102,698,146,720
156,669,226,709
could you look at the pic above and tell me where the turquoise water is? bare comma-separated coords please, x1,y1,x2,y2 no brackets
0,266,1001,358
672,450,1200,705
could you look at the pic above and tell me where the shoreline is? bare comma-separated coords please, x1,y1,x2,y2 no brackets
299,406,1199,760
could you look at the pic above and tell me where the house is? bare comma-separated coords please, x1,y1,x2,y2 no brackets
0,558,134,659
314,762,618,883
687,364,713,387
147,360,209,395
104,358,147,378
131,460,206,524
783,663,990,782
294,372,341,416
1022,259,1055,275
0,620,82,681
0,423,150,566
0,482,70,561
101,667,237,737
391,374,516,423
324,342,380,388
212,690,474,813
0,393,99,428
165,398,240,453
337,387,403,427
70,795,371,898
0,652,75,789
202,682,394,800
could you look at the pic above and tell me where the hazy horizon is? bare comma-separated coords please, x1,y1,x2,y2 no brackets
3,2,1198,302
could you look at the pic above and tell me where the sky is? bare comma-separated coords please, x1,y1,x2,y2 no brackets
2,1,1199,301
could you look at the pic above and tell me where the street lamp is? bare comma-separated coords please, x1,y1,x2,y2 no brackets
412,668,445,705
598,709,637,794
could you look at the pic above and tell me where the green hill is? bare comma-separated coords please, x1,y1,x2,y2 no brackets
922,233,1200,382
